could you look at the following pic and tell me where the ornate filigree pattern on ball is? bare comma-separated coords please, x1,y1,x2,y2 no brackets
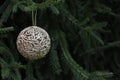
16,26,51,60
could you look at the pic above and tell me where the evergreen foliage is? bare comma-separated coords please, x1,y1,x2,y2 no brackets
0,0,120,80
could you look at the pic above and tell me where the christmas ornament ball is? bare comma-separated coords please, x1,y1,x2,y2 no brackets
16,26,51,60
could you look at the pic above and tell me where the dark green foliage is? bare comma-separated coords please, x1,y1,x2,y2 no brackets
58,30,89,80
0,27,14,33
48,48,62,75
0,0,120,80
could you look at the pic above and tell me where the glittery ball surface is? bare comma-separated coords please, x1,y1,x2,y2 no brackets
16,26,51,60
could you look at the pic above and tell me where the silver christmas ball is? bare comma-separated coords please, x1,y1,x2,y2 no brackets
16,26,51,60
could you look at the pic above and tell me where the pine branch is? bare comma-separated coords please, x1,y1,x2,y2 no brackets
0,4,13,23
18,0,61,12
80,40,120,56
58,30,107,80
92,71,113,78
24,61,36,80
50,5,59,14
0,27,14,34
58,6,90,29
48,31,62,75
48,49,62,75
34,62,43,80
57,30,89,80
13,69,22,80
11,70,22,80
0,0,10,14
1,66,10,79
0,57,25,80
0,41,14,61
36,0,61,9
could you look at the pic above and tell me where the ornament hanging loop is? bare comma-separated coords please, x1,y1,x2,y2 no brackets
32,10,37,26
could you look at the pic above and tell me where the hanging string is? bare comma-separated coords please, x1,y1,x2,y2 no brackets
32,10,37,26
32,11,34,26
35,10,37,26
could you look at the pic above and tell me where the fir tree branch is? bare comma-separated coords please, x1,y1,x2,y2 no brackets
9,62,26,69
48,31,62,75
93,71,113,78
58,30,107,80
0,4,13,23
0,27,14,34
58,6,90,29
13,69,22,80
48,48,62,75
18,0,61,12
36,0,61,9
0,0,10,14
24,61,36,80
34,62,43,80
58,30,89,79
80,40,120,56
0,44,14,61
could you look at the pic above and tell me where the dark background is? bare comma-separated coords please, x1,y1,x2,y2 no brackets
0,0,120,80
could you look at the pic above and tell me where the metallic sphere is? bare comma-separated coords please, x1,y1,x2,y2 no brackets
16,26,51,60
